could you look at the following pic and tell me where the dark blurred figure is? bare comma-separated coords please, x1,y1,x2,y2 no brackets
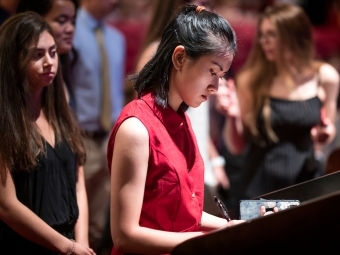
0,0,19,25
301,0,340,72
108,0,153,105
301,0,334,25
109,0,152,76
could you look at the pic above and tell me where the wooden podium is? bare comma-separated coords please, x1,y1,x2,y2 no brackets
171,172,340,255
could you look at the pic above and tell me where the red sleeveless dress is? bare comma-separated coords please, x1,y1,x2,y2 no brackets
107,92,204,255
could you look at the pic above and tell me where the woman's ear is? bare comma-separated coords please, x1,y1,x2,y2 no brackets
172,45,186,71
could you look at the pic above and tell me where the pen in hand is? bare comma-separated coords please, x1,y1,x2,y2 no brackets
214,196,231,221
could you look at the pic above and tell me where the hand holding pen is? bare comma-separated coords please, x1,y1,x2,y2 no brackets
214,196,231,221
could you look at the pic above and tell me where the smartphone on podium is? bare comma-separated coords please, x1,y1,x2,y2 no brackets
239,199,300,220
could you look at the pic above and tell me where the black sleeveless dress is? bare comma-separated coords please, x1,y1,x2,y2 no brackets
242,96,323,199
0,139,79,254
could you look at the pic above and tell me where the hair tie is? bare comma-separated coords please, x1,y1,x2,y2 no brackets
196,6,206,13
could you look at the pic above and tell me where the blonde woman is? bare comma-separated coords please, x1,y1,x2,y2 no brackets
216,3,339,200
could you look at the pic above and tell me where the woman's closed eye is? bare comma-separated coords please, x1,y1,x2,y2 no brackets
211,69,227,80
210,69,217,76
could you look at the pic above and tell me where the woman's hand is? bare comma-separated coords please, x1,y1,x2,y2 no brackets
311,117,334,144
73,242,96,255
213,165,230,190
215,78,240,118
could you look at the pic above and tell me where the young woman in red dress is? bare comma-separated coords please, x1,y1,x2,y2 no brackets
107,5,245,255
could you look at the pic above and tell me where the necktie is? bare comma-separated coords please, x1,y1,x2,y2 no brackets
95,25,112,132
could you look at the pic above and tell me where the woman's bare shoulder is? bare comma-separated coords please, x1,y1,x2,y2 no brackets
116,117,149,146
319,62,339,85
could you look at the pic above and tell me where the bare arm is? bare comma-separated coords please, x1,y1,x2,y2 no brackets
200,212,244,231
223,116,245,155
312,63,340,144
110,118,243,254
320,63,339,126
74,165,90,247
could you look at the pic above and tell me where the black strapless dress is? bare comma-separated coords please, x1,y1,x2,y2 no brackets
242,96,323,199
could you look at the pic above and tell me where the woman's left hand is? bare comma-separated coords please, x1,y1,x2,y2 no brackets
311,117,335,144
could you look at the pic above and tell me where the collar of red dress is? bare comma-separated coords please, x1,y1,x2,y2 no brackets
140,92,189,133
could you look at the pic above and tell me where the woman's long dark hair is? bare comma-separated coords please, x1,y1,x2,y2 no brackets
132,4,236,111
0,12,85,184
16,0,79,110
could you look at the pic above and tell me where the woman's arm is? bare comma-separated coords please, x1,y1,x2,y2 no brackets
208,137,229,190
74,165,90,247
0,169,93,254
110,118,244,254
312,63,340,144
200,211,244,231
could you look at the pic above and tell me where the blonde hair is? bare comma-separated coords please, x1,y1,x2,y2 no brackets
237,3,317,143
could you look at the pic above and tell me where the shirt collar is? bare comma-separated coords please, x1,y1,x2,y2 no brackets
141,92,188,133
77,7,101,31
